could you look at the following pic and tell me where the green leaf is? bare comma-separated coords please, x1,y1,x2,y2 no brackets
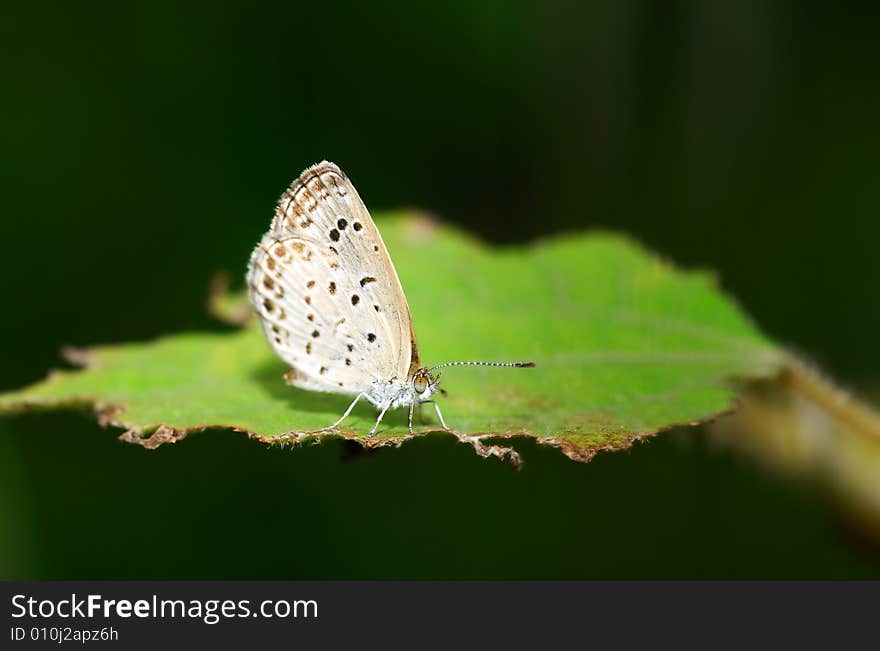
0,213,784,463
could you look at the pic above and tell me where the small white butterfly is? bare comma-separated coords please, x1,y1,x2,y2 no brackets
246,161,534,434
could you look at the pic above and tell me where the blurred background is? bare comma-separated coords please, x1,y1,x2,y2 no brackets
1,1,879,578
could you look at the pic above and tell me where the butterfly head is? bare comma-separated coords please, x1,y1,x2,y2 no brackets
411,367,441,402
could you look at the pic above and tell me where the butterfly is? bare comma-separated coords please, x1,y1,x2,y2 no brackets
246,161,534,434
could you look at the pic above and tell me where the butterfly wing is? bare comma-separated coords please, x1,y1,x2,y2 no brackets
247,161,418,398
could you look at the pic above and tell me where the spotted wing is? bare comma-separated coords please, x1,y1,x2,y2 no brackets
246,161,418,396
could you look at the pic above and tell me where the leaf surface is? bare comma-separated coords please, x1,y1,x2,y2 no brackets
0,214,784,462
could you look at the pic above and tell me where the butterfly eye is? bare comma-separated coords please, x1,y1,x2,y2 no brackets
413,376,427,394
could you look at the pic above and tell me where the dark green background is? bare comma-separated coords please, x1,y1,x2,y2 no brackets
2,1,878,578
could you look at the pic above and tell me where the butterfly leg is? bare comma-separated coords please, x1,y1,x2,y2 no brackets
434,402,450,430
328,392,364,430
408,403,415,434
369,400,393,436
422,400,450,430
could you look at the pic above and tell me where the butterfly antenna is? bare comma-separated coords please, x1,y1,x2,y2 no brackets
428,361,536,372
